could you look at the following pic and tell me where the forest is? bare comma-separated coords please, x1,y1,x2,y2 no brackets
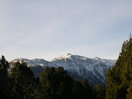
0,37,131,99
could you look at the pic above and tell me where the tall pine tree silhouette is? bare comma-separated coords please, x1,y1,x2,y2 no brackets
0,56,10,99
9,61,36,99
106,36,132,99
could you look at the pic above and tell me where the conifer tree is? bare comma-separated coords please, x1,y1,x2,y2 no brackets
94,85,106,99
72,80,95,99
9,61,36,99
106,36,132,99
39,67,73,99
0,56,10,99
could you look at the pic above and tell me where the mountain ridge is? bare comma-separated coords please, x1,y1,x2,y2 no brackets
10,53,116,85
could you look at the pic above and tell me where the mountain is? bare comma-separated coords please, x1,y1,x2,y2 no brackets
10,53,116,85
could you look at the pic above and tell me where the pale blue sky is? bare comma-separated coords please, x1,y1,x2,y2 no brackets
0,0,132,60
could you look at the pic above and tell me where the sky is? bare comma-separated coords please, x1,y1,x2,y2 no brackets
0,0,132,61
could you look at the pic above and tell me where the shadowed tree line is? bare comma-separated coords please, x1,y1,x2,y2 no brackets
0,56,96,99
106,36,132,99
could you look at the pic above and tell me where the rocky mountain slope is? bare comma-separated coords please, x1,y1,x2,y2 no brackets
11,53,116,85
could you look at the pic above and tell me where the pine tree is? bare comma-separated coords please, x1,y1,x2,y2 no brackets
38,67,73,99
0,56,10,99
94,85,106,99
106,36,132,99
9,61,36,99
72,80,95,99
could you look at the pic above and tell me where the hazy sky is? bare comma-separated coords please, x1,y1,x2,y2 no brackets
0,0,132,60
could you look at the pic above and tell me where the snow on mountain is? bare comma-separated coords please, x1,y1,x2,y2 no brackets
11,53,116,85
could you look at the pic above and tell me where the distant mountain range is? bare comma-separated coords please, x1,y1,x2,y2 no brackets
10,53,116,85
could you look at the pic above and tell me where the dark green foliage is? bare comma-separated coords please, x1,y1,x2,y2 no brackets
38,67,73,99
72,79,95,99
94,85,106,99
0,58,95,99
126,85,132,99
37,67,95,99
106,37,132,99
9,61,36,99
0,56,10,99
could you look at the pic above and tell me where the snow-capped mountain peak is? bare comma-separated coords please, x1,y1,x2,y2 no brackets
11,58,29,63
11,54,116,85
53,53,72,61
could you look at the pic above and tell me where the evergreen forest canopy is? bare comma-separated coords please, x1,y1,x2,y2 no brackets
0,37,131,99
